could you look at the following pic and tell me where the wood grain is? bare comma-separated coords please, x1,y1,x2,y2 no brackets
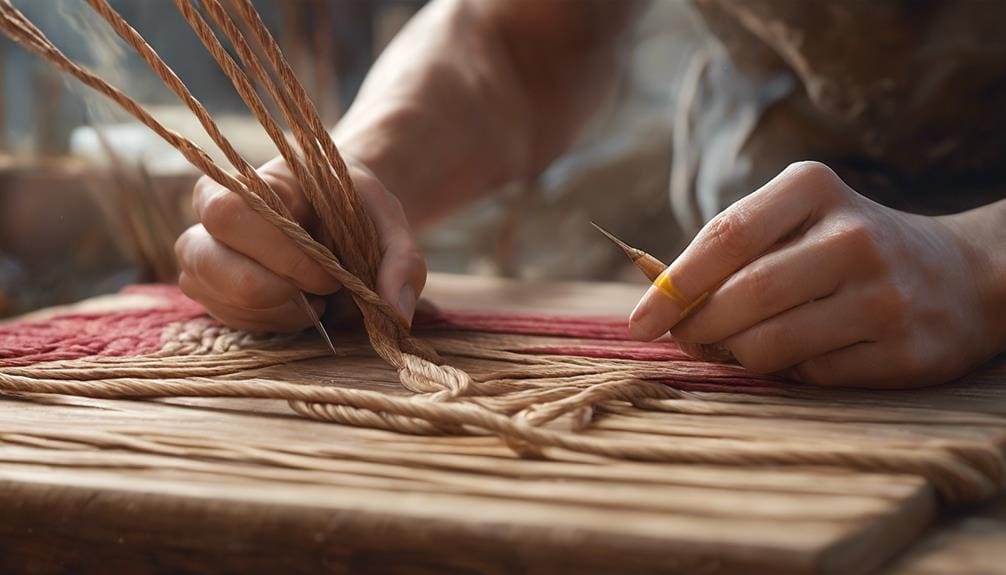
886,494,1006,574
1,273,1003,575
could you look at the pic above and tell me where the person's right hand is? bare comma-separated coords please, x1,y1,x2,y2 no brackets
174,156,427,333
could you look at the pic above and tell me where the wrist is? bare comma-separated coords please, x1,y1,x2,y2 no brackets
330,93,517,229
332,106,412,206
939,202,1006,351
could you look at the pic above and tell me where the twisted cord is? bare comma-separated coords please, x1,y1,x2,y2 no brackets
1,0,1004,505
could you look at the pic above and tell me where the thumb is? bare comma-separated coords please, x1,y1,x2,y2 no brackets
346,157,427,325
377,232,427,326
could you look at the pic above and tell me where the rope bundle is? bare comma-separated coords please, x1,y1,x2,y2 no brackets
0,0,444,383
0,0,594,428
1,1,1004,504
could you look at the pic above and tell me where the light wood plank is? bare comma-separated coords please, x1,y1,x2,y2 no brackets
3,273,1003,574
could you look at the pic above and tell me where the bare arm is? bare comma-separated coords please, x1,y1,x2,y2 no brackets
176,0,641,330
944,199,1006,348
334,0,642,226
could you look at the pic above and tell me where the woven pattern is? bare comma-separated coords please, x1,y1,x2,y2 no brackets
1,1,1004,508
2,285,1005,506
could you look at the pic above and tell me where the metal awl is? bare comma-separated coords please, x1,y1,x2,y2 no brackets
294,291,337,356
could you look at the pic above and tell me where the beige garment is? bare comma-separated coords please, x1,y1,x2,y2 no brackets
428,1,1006,281
673,0,1006,234
421,1,701,280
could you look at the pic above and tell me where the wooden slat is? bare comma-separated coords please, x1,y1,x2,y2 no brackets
2,273,1003,574
886,494,1006,574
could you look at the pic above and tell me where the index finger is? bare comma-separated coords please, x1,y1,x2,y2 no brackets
192,165,341,296
628,162,840,341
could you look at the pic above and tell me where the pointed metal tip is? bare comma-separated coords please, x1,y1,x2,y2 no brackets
296,292,338,356
590,221,638,257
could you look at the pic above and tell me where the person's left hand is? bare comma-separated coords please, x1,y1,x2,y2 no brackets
628,161,1000,388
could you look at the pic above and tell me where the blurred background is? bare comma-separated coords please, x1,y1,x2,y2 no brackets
0,0,703,317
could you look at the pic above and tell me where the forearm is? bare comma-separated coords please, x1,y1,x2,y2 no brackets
941,198,1006,350
332,0,640,227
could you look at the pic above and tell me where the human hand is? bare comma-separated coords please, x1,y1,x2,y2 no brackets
175,156,426,332
629,161,1001,388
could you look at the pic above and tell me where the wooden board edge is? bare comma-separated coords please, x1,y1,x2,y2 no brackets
818,479,937,575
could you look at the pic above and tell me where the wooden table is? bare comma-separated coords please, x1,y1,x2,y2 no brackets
1,273,1004,574
886,494,1006,573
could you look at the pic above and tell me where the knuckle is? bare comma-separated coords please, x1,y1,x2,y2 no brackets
831,219,889,271
703,209,757,262
227,270,275,310
669,320,704,344
870,282,912,328
177,272,199,301
732,347,773,374
739,264,780,311
174,225,208,274
263,173,309,222
784,161,846,203
838,226,875,258
173,227,194,264
784,161,837,186
228,286,266,311
731,325,791,374
840,220,878,250
192,175,215,214
281,250,322,286
199,188,244,238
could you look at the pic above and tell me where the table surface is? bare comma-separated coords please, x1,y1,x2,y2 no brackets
432,275,1006,574
1,273,1004,574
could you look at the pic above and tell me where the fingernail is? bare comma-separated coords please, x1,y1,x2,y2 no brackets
396,285,417,325
628,292,665,341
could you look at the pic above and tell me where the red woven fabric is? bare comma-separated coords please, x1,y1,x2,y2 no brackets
415,310,632,340
0,286,785,393
415,309,784,393
0,285,204,367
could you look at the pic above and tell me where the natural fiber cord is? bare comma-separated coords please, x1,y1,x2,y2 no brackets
0,1,1004,504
